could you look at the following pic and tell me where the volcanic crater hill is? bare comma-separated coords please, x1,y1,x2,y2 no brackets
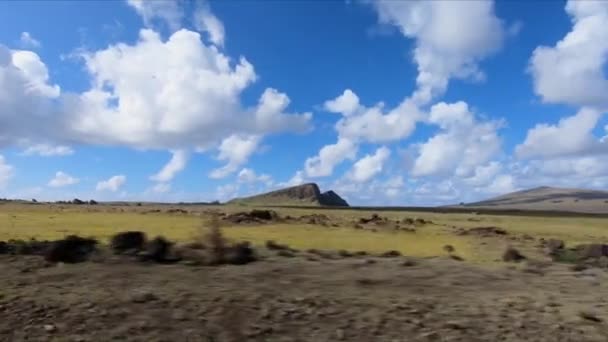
457,186,608,214
229,183,349,207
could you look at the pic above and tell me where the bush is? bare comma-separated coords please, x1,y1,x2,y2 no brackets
45,235,98,263
265,240,290,251
502,247,526,262
140,236,172,262
110,231,146,254
225,242,256,265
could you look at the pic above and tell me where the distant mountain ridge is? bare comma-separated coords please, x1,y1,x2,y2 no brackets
228,183,349,207
455,186,608,214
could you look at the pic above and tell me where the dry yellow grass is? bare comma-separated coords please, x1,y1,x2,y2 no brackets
1,203,608,262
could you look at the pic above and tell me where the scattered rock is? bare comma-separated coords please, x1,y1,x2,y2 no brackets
579,311,603,323
130,290,158,303
43,324,56,333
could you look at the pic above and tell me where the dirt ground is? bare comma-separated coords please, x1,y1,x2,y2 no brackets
1,252,608,342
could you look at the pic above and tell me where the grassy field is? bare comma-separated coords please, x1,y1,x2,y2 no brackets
1,203,608,262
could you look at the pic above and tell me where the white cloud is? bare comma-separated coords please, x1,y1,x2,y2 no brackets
194,2,225,46
150,182,171,193
516,108,604,159
126,0,183,31
237,168,272,185
0,155,14,189
412,101,503,178
22,144,74,156
96,175,126,192
337,98,422,143
210,134,260,179
347,146,391,183
19,32,40,48
304,137,358,177
48,171,79,187
215,183,239,202
150,150,188,182
529,1,608,108
324,89,360,116
69,29,310,150
281,170,307,187
9,49,60,98
373,0,505,104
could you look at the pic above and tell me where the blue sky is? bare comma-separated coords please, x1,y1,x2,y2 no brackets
0,0,607,205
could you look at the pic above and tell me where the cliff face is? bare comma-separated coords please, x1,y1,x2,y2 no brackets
229,183,349,207
318,190,349,207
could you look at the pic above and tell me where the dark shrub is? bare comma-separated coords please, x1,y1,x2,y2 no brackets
443,245,455,254
502,247,526,262
140,236,171,262
110,231,146,254
380,250,401,258
44,235,98,263
338,250,354,257
89,200,98,205
276,249,296,258
72,198,85,205
0,241,8,254
8,239,51,255
225,242,256,265
546,239,565,253
266,240,290,251
574,244,608,260
249,210,277,221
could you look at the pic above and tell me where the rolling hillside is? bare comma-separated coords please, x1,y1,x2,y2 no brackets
456,186,608,214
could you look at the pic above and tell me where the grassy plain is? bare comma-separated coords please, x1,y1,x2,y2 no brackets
1,202,608,262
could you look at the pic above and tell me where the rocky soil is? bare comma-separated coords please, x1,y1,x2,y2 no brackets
1,253,608,341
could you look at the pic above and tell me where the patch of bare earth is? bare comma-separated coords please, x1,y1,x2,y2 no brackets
1,254,608,341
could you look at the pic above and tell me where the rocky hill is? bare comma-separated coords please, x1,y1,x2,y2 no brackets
229,183,349,207
455,186,608,214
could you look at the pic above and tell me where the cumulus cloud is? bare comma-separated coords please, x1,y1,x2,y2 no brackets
126,0,183,31
373,0,505,104
347,146,391,183
280,170,307,187
210,135,261,179
529,1,608,108
0,155,14,188
323,89,360,116
150,150,188,182
96,175,126,192
194,2,225,46
237,168,272,184
411,102,503,178
48,171,79,187
21,144,74,156
1,2,311,186
304,138,358,177
0,46,64,148
516,108,604,159
302,1,505,181
19,32,40,48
